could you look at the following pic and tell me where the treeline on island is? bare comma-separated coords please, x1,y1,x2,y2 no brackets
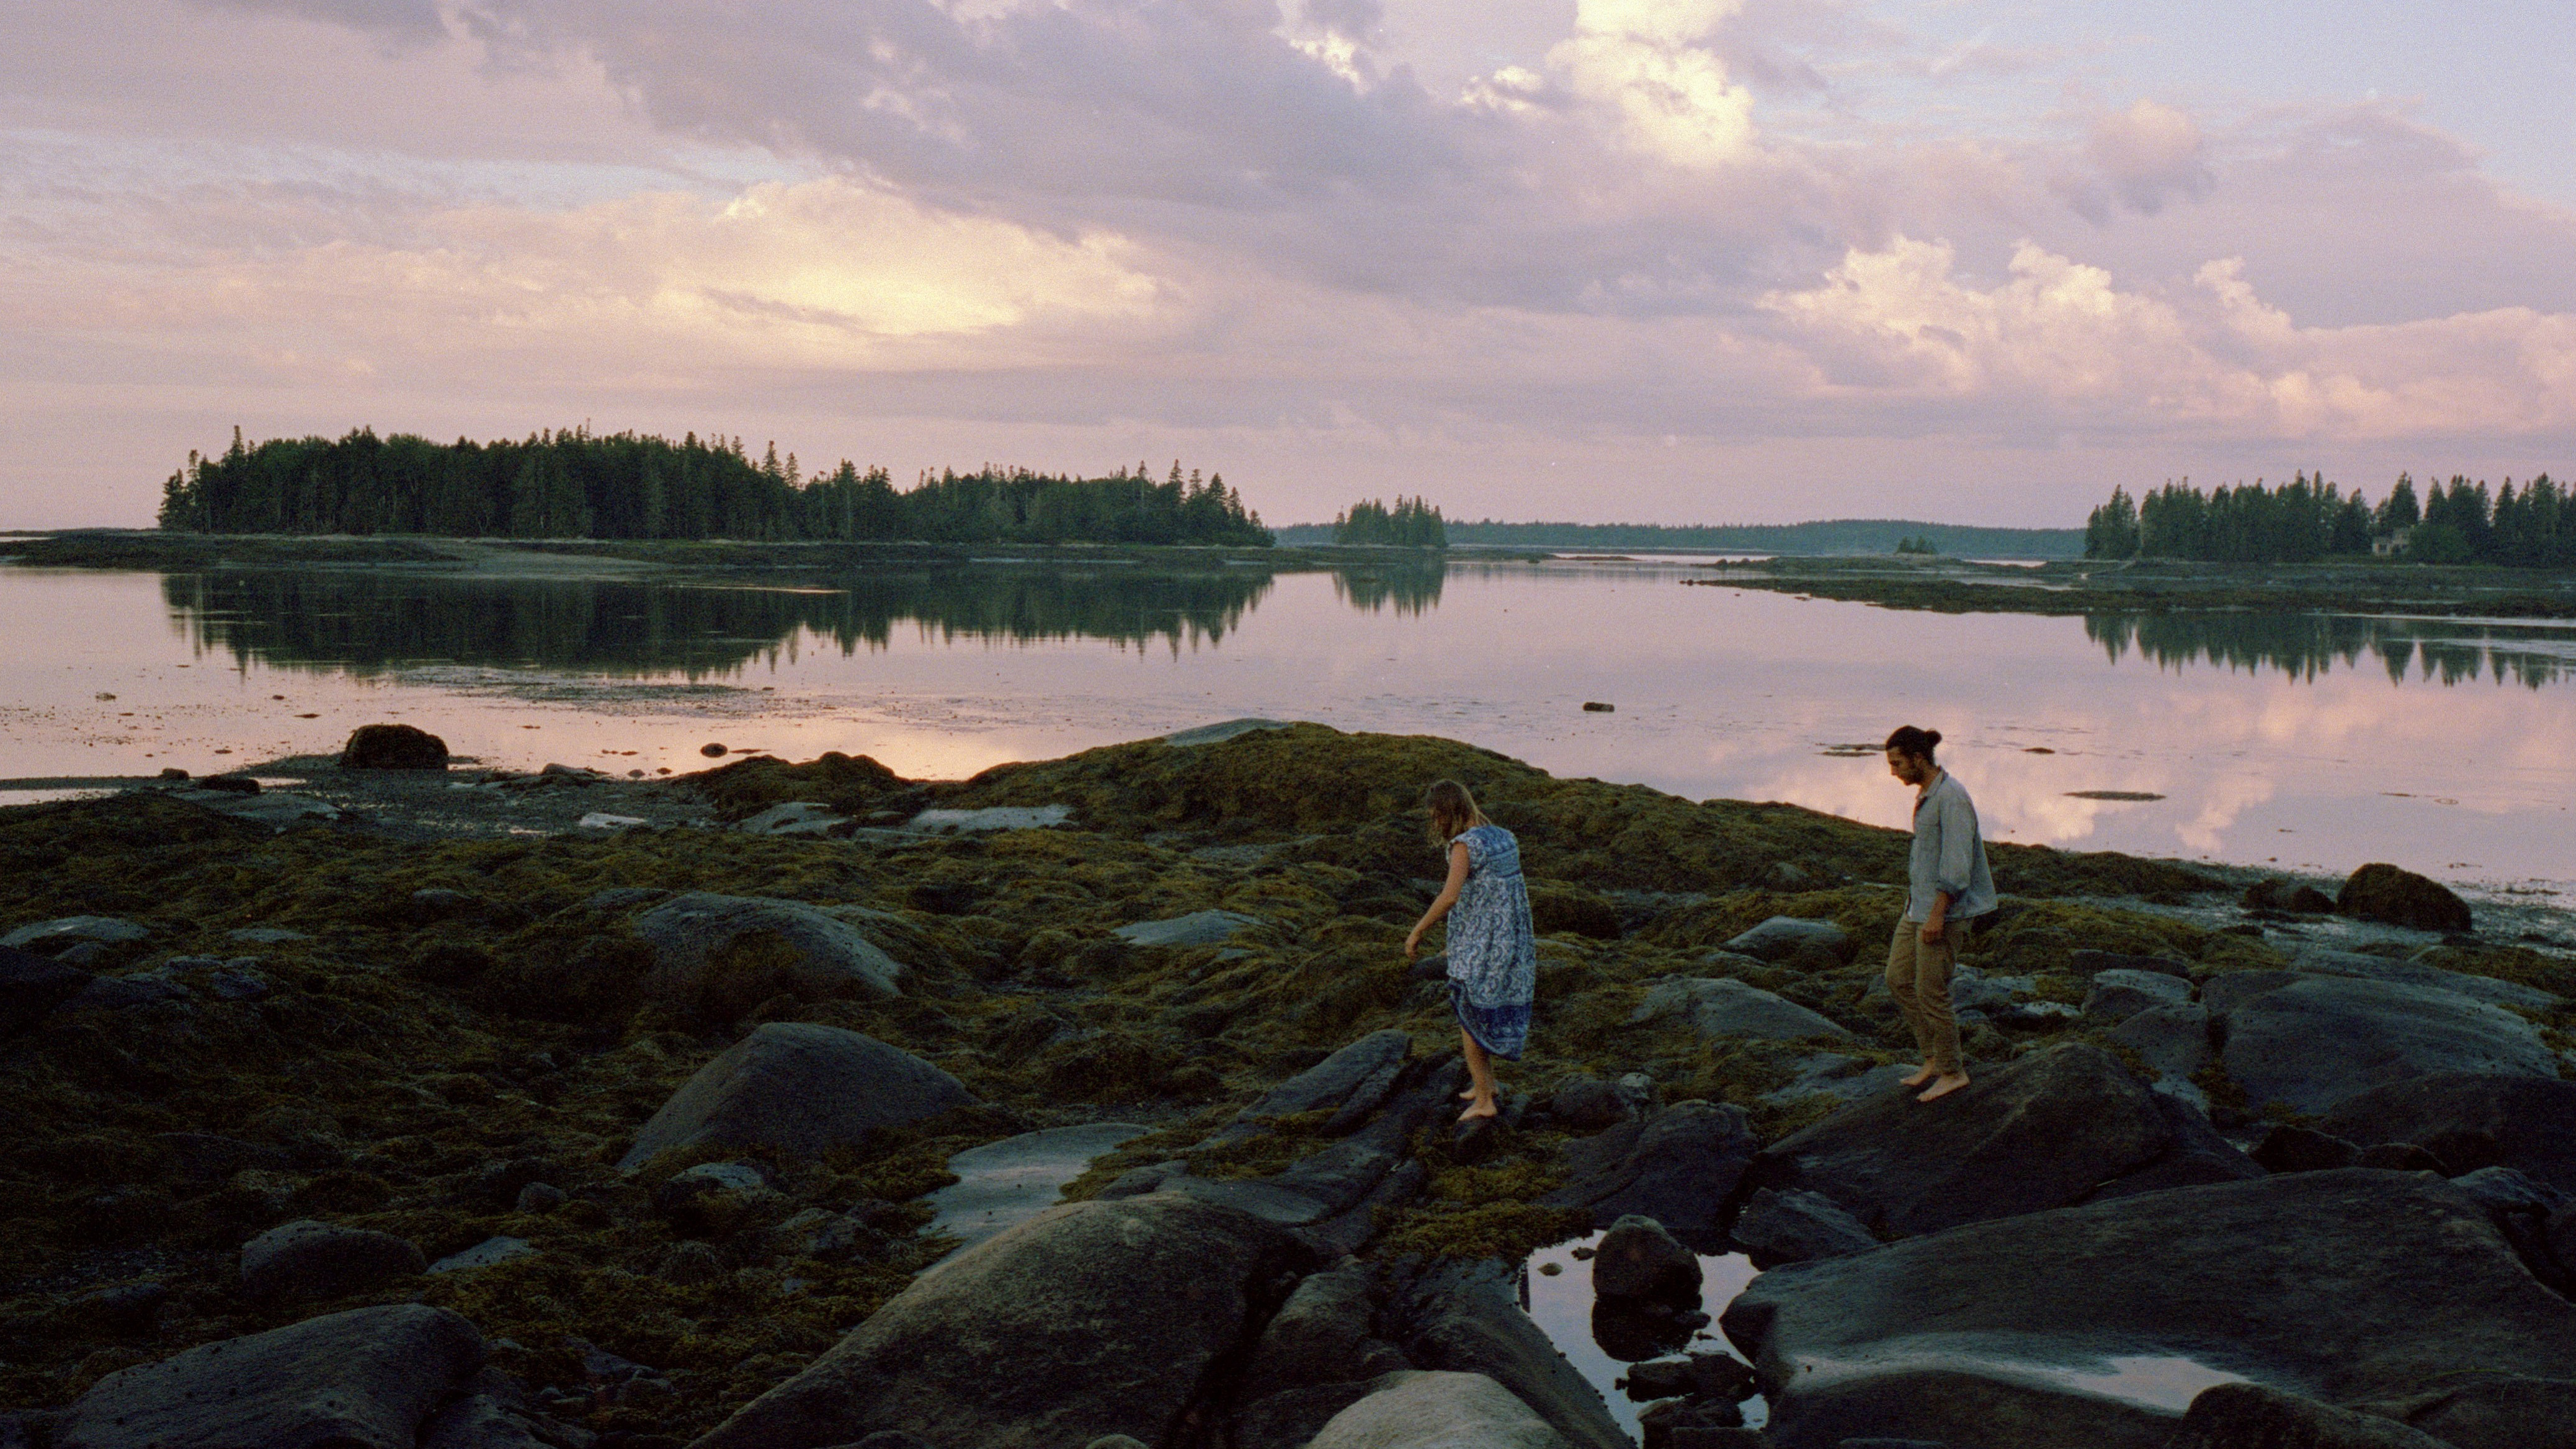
1329,496,1448,547
2085,471,2574,566
154,427,1271,546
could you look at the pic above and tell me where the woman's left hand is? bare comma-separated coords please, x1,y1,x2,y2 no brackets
1402,930,1421,960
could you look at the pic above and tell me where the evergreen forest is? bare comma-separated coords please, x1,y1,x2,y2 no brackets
154,428,1271,546
2084,472,2574,566
1326,496,1448,547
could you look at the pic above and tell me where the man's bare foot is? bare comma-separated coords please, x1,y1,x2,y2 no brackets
1899,1065,1936,1087
1916,1072,1970,1102
1459,1102,1499,1122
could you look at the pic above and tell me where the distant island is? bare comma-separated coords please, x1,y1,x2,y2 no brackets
1274,517,2084,559
154,427,1270,547
2086,471,2572,567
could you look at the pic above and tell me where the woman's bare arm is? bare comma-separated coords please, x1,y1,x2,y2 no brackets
1405,840,1473,958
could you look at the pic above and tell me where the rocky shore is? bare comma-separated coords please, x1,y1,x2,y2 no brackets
1,721,2571,1449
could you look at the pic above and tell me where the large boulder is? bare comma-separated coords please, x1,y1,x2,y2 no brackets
1398,1261,1630,1449
2211,974,2559,1117
55,1304,483,1449
2317,1073,2576,1194
633,893,907,1014
2337,863,2473,932
1721,917,1855,965
1721,1170,2576,1449
1631,977,1853,1043
2356,1376,2576,1449
1543,1100,1759,1245
1,945,92,1036
1745,1043,2258,1238
1303,1371,1572,1449
2167,1383,2454,1449
239,1220,426,1303
686,1193,1306,1449
2286,947,2561,1010
338,723,450,770
620,1022,972,1170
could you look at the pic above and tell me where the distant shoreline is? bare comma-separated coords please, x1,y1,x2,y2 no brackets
1274,517,2087,559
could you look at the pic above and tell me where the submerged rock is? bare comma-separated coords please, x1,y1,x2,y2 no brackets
1304,1370,1572,1449
1721,1169,2576,1449
1745,1043,2257,1238
2337,863,2473,932
1631,976,1853,1043
620,1022,973,1170
55,1304,483,1449
2317,1072,2576,1193
633,892,907,1013
239,1219,425,1302
339,723,450,770
687,1193,1306,1449
2211,973,2559,1117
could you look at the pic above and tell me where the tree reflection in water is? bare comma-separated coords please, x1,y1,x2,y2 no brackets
2085,612,2576,689
161,561,1450,678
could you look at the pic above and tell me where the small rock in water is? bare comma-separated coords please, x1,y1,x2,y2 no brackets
2336,862,2474,932
1591,1214,1701,1301
1582,701,1615,712
702,742,728,757
339,723,450,770
158,767,189,780
198,776,261,795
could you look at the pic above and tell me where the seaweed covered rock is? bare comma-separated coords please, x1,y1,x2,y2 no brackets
0,943,91,1035
2317,1073,2576,1193
1303,1370,1572,1449
337,723,449,770
1631,976,1852,1043
687,1193,1306,1449
1745,1043,2257,1238
633,893,907,1015
2211,974,2559,1117
692,751,904,819
2337,863,2474,932
620,1022,973,1170
1723,1170,2576,1449
239,1219,426,1303
55,1304,483,1449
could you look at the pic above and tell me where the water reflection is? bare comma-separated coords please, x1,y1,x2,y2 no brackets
1329,562,1446,616
2085,612,2576,688
163,567,1299,677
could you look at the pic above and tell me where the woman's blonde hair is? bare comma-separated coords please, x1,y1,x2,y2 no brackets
1424,779,1490,845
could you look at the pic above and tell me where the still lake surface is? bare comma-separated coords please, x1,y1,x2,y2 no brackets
3,557,2572,897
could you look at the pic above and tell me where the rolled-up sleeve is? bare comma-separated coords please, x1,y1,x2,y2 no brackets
1935,788,1980,899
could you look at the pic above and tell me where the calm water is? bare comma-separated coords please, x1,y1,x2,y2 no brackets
2,558,2572,896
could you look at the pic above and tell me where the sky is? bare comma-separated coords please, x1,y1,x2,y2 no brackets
4,0,2573,529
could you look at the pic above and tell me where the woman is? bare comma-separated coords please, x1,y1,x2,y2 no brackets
1404,779,1536,1122
1884,724,1996,1103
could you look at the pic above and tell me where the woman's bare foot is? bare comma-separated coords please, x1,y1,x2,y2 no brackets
1458,1101,1499,1122
1916,1072,1970,1102
1899,1064,1937,1087
1459,1087,1479,1100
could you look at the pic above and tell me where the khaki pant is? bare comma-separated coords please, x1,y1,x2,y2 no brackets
1886,917,1964,1075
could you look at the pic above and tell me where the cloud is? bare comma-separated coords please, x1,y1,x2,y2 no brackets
1544,0,1760,167
2056,100,2214,222
1760,235,2576,440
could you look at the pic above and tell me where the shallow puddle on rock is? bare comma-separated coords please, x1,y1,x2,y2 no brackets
1522,1232,1765,1443
924,1123,1148,1255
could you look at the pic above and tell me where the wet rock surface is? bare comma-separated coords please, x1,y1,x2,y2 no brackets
2316,1072,2576,1193
1723,1169,2576,1449
1745,1043,2258,1237
2211,972,2560,1116
1631,976,1853,1043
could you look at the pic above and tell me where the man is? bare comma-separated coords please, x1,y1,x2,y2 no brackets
1884,724,1996,1103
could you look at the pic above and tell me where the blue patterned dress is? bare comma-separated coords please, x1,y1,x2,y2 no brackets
1444,823,1537,1059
